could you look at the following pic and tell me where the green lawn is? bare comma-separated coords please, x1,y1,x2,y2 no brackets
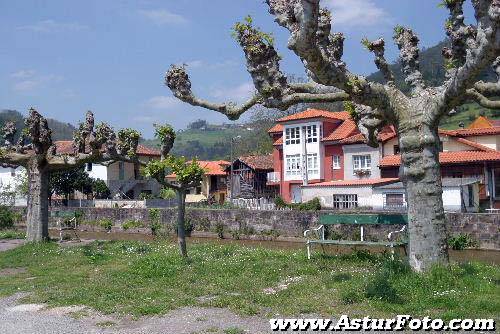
0,240,498,320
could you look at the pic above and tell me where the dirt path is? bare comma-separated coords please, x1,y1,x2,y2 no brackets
0,294,275,334
0,239,24,252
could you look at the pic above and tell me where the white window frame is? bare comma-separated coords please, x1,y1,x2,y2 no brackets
285,127,301,145
353,155,371,173
285,154,301,176
306,125,318,143
332,155,341,170
333,194,358,209
307,153,319,175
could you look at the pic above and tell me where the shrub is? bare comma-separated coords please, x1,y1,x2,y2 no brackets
148,208,162,237
214,221,225,239
274,196,321,211
122,220,145,230
99,219,113,232
448,234,477,250
197,217,211,231
340,289,362,305
0,206,16,230
159,188,176,200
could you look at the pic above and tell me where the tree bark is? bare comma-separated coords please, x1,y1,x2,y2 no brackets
399,124,449,272
176,189,188,257
26,159,50,242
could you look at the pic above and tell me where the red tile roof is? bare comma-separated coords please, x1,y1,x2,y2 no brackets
444,127,500,137
277,109,349,122
53,141,160,157
338,133,366,144
198,160,230,176
303,178,399,187
273,137,283,146
379,151,500,167
322,118,358,141
268,124,283,133
454,137,496,152
238,154,274,170
468,116,500,129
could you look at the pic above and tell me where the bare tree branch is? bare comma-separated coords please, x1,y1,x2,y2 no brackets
393,26,426,93
466,88,500,108
363,38,395,85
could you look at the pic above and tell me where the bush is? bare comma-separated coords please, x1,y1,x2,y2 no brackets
122,220,145,230
99,219,113,232
274,196,321,211
0,206,16,230
448,234,477,250
214,221,225,239
159,188,176,200
148,209,162,237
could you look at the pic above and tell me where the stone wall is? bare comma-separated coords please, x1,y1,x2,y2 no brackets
12,207,500,249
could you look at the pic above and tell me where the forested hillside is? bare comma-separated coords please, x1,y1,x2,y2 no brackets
0,109,76,143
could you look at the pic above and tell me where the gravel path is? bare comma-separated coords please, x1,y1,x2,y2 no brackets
0,294,274,334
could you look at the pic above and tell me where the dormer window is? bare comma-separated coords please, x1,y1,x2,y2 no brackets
306,125,318,143
285,127,301,145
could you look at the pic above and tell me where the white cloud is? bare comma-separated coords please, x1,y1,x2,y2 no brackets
321,0,392,27
12,73,63,92
138,9,188,26
17,20,88,33
211,82,255,103
11,69,36,79
143,96,181,110
184,59,239,70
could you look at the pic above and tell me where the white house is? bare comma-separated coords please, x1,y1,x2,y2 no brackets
0,165,27,206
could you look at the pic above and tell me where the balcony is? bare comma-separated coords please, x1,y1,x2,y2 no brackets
267,172,280,183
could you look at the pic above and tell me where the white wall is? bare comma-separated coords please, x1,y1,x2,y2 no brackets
302,185,374,208
87,164,108,181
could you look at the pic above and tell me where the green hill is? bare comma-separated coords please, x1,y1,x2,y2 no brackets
0,109,77,144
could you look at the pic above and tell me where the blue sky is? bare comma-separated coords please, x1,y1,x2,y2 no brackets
0,0,475,138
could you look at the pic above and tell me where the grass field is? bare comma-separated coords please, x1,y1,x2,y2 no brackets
0,240,498,320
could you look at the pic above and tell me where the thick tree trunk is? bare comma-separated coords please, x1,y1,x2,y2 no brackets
176,189,188,257
399,125,449,272
26,160,50,242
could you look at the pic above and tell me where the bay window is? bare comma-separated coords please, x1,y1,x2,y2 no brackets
285,154,301,176
307,153,319,175
306,125,318,143
285,127,301,145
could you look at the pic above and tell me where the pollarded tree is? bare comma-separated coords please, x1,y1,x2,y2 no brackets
143,124,205,257
0,108,144,242
165,1,500,271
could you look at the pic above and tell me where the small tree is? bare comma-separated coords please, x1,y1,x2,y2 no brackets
49,167,93,204
92,179,111,199
142,124,204,257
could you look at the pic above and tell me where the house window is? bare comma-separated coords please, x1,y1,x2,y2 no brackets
384,193,405,209
86,163,92,172
285,154,301,176
285,127,301,145
393,145,400,155
353,155,371,173
494,168,500,199
333,194,358,209
307,153,319,175
332,155,341,170
306,125,318,143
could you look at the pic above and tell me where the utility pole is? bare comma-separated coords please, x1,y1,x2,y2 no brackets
301,126,308,186
229,135,241,202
